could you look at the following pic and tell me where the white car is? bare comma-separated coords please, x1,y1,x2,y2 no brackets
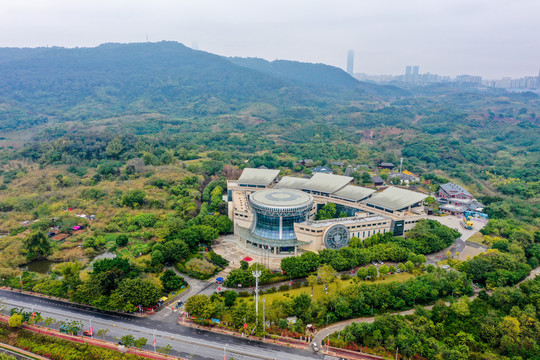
442,265,450,269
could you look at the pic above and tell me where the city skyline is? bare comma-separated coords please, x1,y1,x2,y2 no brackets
1,0,539,78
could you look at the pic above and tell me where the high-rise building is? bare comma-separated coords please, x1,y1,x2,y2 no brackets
405,66,412,82
412,66,419,77
347,50,354,75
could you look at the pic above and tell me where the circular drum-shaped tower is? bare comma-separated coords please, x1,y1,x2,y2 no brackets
249,189,313,242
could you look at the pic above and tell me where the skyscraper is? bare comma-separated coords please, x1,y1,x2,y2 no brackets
347,50,354,75
412,65,419,77
405,66,412,81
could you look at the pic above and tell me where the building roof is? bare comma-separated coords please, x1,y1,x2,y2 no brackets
439,203,467,213
311,166,333,174
389,172,419,181
330,161,344,166
371,176,385,184
365,186,428,211
302,214,387,228
440,182,472,197
275,176,311,190
332,185,376,201
237,168,280,186
250,189,313,208
379,162,395,167
303,173,353,194
237,226,309,247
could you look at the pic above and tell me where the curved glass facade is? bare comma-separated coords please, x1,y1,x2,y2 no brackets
252,212,307,241
248,189,313,247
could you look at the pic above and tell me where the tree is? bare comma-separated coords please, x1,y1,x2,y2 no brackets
185,294,213,319
361,172,372,185
292,293,311,319
223,291,238,307
8,314,23,327
357,268,368,280
160,270,186,293
134,337,148,348
121,189,146,208
114,278,161,308
379,265,389,277
22,231,52,261
367,265,378,280
318,264,337,293
162,240,189,264
120,334,135,347
405,261,414,273
97,328,109,339
151,249,165,268
116,234,129,247
240,260,249,270
157,344,173,354
106,137,123,158
397,263,406,272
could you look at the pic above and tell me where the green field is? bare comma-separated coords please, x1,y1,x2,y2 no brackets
261,273,415,303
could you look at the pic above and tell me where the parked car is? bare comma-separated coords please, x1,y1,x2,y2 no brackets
371,261,378,266
396,269,401,273
442,265,450,269
83,330,93,337
378,260,384,265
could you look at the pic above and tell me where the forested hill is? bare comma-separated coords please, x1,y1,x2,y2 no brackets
228,57,409,97
0,41,398,130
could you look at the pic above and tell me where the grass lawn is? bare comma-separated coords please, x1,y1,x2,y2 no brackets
466,232,486,245
261,273,415,303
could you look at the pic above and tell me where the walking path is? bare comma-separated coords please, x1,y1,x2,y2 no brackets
313,292,479,346
313,266,540,352
0,342,50,360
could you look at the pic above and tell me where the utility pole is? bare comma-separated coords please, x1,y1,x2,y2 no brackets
223,343,228,360
152,329,157,352
252,268,261,329
262,298,266,339
396,347,399,360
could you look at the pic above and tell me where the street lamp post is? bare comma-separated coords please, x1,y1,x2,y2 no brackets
396,346,399,360
252,269,261,329
262,298,266,339
89,316,94,338
223,343,229,360
153,329,157,352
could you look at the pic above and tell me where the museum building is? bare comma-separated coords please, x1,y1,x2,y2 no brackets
227,168,428,255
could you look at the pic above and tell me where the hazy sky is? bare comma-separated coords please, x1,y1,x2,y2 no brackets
1,0,539,79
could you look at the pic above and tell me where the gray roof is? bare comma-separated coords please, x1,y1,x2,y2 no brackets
332,185,376,201
303,214,387,228
365,186,428,211
250,189,313,208
371,176,385,184
303,173,353,193
389,172,419,181
311,166,333,174
275,176,311,190
237,168,281,186
439,183,472,197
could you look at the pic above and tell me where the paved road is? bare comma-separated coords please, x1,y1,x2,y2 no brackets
0,289,322,360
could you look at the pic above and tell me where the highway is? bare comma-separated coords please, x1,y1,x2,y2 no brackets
0,289,324,360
